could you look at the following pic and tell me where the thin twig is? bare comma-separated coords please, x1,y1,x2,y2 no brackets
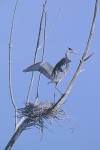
26,0,47,104
36,12,47,99
52,0,98,109
38,4,62,50
84,52,94,61
9,0,19,128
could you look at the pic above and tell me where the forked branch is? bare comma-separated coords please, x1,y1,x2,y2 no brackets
26,0,47,104
52,0,98,109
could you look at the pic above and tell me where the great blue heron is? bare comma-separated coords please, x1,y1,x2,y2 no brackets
23,48,77,100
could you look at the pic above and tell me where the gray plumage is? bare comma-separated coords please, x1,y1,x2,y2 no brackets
23,48,77,85
23,61,53,81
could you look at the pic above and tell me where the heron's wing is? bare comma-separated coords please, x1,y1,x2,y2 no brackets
23,61,54,80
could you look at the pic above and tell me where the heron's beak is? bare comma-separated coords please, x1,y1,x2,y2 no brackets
68,47,78,54
72,50,78,54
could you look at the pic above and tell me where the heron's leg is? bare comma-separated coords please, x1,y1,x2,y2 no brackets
54,84,57,102
55,87,63,95
54,84,63,101
35,74,41,104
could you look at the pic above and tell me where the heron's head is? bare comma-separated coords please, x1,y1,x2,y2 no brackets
65,47,78,58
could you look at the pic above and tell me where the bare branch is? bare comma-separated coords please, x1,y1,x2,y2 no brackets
38,4,62,50
26,0,47,104
15,0,47,138
36,12,47,99
52,0,98,109
5,118,30,150
9,0,19,128
84,52,94,61
42,12,47,61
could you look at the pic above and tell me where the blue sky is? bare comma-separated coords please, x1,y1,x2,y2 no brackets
0,0,100,150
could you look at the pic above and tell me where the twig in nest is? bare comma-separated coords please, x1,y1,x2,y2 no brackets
5,100,70,150
18,101,69,131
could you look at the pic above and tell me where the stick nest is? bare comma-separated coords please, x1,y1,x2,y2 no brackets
18,101,69,132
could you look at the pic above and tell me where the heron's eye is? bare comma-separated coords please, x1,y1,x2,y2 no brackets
69,47,73,51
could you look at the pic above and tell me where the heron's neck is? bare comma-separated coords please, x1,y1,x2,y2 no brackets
64,62,70,73
66,52,70,60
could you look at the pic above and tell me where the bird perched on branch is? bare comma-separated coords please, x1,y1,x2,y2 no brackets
23,48,77,100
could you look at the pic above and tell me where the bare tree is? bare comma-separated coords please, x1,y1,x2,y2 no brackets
5,0,98,150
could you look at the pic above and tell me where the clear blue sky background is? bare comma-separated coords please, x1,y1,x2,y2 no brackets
0,0,100,150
